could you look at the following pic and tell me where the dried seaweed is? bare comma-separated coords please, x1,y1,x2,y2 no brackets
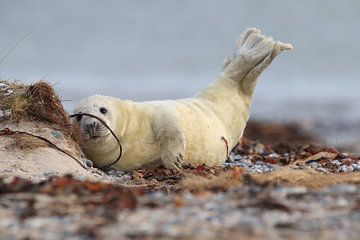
0,80,81,143
0,175,137,211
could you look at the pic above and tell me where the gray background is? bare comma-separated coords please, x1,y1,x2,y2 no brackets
1,0,359,143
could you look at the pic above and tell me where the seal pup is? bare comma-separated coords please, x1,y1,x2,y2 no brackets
73,28,293,170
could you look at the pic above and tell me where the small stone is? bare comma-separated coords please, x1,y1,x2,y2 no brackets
268,153,280,158
339,165,354,173
315,167,330,174
51,131,64,139
4,89,13,96
228,153,241,162
331,160,341,166
119,175,132,181
352,163,360,171
254,143,265,154
3,109,11,117
43,172,59,177
0,110,3,118
0,83,9,90
105,169,128,177
84,159,94,168
309,162,320,168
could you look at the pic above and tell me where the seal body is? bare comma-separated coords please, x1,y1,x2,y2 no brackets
73,28,293,170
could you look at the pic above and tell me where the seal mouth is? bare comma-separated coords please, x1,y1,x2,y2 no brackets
84,131,111,141
89,135,101,139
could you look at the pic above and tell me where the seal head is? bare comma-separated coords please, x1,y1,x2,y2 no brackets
73,95,117,141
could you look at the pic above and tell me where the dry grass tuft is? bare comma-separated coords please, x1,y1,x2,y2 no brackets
10,94,31,120
0,80,28,116
25,81,80,141
0,80,81,143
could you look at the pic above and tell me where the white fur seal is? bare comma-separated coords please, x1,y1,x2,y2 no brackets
73,28,293,170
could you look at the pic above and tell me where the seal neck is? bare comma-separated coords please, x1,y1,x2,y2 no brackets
198,76,256,110
112,100,137,138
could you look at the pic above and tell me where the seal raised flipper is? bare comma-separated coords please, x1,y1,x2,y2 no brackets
222,27,293,95
196,28,293,166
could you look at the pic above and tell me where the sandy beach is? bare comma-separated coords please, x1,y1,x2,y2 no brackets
1,1,360,238
1,81,359,239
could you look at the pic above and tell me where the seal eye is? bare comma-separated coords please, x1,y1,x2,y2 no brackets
100,107,107,115
76,115,82,122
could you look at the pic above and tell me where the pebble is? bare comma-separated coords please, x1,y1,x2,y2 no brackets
307,158,360,173
315,167,330,174
0,83,13,96
0,83,9,90
254,143,265,154
268,153,280,158
3,89,13,96
0,109,11,119
225,153,274,173
0,83,12,119
331,160,341,166
228,152,242,161
3,109,11,117
83,159,94,168
308,162,328,173
228,151,359,174
353,163,360,171
50,131,64,140
339,165,354,173
43,172,59,177
105,169,128,177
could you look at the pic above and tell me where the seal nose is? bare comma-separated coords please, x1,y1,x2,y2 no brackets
85,122,98,137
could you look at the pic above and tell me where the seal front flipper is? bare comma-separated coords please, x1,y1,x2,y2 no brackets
152,107,186,170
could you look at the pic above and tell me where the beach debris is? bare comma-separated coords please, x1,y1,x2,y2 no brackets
0,81,81,145
0,83,13,96
0,175,138,210
3,109,11,117
83,158,94,168
0,82,13,119
0,83,10,90
1,80,360,239
0,168,359,240
227,138,360,174
3,89,13,96
225,152,275,173
0,109,11,119
1,123,360,239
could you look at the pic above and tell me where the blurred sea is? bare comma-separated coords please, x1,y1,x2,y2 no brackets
0,0,359,146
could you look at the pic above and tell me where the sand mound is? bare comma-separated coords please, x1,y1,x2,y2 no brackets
0,81,99,181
